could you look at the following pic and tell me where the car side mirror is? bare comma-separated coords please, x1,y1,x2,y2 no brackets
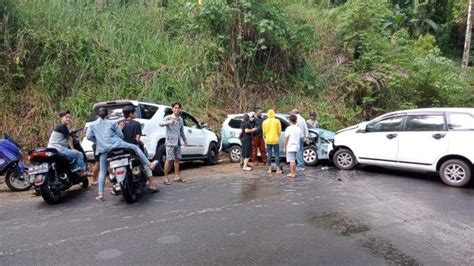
356,123,368,133
200,122,209,129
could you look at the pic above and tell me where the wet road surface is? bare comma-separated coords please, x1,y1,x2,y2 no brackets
1,162,473,265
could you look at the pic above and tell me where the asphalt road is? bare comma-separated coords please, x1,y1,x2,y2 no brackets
1,162,473,265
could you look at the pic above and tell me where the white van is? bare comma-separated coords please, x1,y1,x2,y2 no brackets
328,108,474,187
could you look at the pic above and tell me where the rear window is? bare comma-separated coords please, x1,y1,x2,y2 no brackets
448,113,474,130
89,104,141,121
404,115,445,131
139,104,159,120
228,117,243,129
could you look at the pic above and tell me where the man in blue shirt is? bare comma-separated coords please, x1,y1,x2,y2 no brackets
87,108,158,201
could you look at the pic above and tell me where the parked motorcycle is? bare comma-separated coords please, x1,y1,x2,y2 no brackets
0,134,32,191
28,128,88,204
107,148,148,204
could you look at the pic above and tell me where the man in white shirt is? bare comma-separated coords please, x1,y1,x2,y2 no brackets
291,109,309,170
285,115,302,178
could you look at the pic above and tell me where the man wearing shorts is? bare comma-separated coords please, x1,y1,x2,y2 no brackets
285,115,302,178
159,102,187,185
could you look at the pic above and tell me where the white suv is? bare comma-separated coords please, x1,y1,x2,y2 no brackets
81,100,219,175
328,108,474,187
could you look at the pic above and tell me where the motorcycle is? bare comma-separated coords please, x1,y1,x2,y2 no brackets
107,147,148,204
0,134,32,191
28,128,89,204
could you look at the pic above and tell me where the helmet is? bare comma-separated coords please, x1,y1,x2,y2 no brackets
310,111,317,116
248,111,256,118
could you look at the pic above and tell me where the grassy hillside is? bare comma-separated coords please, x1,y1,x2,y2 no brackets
1,0,472,150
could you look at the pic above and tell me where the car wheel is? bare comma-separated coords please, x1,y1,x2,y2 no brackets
440,159,472,187
333,148,357,170
205,142,219,165
228,145,242,163
152,145,173,176
303,146,319,166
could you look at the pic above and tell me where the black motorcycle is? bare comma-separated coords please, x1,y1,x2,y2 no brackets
107,148,147,204
28,128,88,204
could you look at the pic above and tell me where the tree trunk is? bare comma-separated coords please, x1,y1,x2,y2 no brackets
461,0,473,79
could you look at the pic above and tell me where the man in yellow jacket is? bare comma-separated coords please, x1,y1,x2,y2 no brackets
262,109,282,174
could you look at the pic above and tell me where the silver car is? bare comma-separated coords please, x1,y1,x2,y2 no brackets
219,113,335,166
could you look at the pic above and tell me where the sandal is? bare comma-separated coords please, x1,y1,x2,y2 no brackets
95,195,105,201
163,179,172,185
173,178,186,183
242,167,252,171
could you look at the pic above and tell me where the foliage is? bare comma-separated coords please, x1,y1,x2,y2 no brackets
0,0,472,149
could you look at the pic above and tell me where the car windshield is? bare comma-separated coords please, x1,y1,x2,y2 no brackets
89,103,140,121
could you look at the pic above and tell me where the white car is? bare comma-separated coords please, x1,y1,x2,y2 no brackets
328,108,474,187
81,100,219,175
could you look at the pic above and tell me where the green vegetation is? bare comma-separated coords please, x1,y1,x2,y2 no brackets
0,0,472,149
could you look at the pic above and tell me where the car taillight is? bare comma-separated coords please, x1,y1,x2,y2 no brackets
28,150,49,161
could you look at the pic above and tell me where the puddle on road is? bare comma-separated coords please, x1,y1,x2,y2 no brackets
357,237,421,265
306,212,370,236
306,212,420,265
238,178,281,203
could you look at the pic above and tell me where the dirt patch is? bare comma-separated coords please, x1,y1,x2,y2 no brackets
306,212,370,236
357,237,421,265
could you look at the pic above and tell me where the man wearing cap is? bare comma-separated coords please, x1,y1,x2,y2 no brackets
252,108,267,166
291,108,309,171
307,111,319,129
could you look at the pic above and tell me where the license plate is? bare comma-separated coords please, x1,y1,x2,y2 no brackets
110,158,129,169
29,163,49,175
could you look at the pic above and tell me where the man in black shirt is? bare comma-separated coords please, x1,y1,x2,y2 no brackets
121,105,157,192
122,106,142,146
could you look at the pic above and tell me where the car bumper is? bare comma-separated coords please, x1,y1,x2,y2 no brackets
327,143,334,159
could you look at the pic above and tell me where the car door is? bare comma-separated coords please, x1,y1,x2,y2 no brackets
355,115,405,162
277,116,289,157
181,112,206,155
397,113,449,165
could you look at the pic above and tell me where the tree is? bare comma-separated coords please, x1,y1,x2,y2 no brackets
461,0,473,79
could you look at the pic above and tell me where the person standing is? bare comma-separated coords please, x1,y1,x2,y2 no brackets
262,109,282,174
285,115,302,178
87,108,158,201
291,109,309,171
307,111,319,129
241,113,257,171
47,110,86,176
252,108,267,165
159,102,188,185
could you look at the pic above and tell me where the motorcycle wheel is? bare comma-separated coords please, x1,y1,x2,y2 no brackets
121,172,137,204
39,175,61,205
5,168,33,192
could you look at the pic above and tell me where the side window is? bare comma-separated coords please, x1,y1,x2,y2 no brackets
139,104,158,120
404,115,445,131
182,113,199,128
448,113,474,130
366,116,404,132
228,117,243,129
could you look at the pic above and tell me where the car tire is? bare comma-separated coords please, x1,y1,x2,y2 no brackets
303,146,319,166
152,145,173,176
228,145,242,163
439,159,472,187
333,148,357,170
205,142,219,165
